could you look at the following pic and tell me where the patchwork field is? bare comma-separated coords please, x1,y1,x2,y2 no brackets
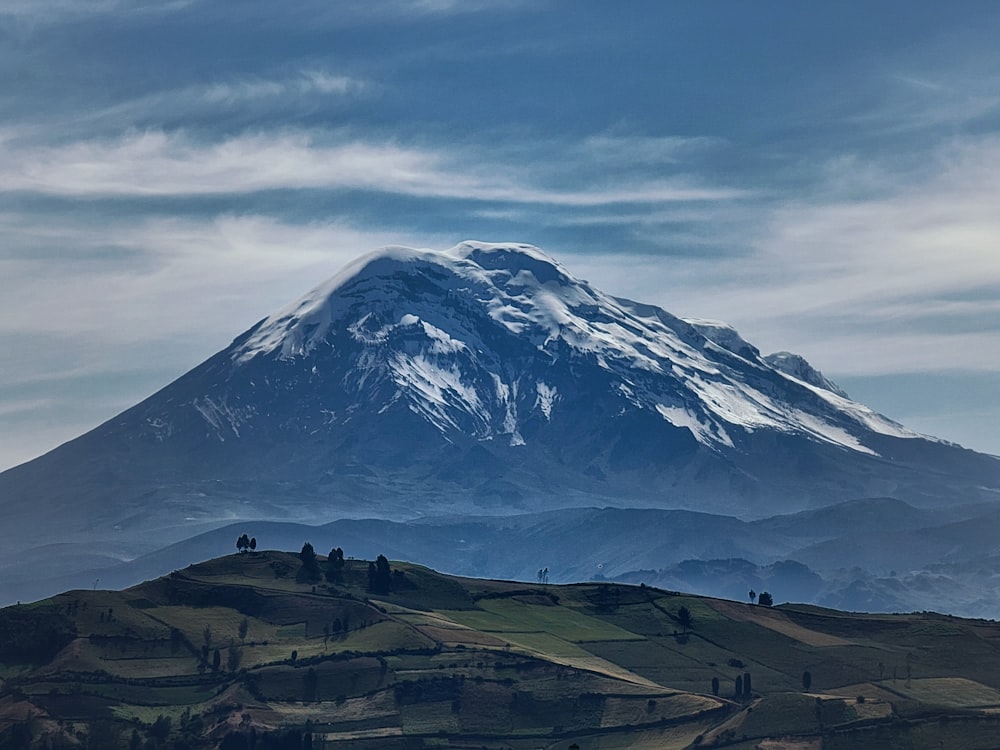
1,550,1000,748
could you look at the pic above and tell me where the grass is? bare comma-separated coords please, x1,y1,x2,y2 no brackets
824,714,1000,750
5,551,1000,749
399,701,460,734
880,677,1000,709
440,597,645,644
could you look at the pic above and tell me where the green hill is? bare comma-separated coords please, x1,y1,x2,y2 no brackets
2,549,1000,749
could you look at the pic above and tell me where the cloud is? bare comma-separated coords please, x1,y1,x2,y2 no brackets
577,134,726,167
400,0,528,14
31,71,371,138
0,128,744,206
0,0,525,28
837,65,1000,140
564,133,1000,377
200,72,365,104
0,212,445,347
0,211,456,469
0,0,196,22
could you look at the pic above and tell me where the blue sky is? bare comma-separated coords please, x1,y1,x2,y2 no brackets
1,0,999,469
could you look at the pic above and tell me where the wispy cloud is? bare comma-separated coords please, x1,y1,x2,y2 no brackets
567,133,1000,377
837,67,1000,139
200,71,365,104
577,134,726,167
0,209,458,469
0,212,439,345
4,70,370,138
0,129,744,206
400,0,528,14
0,0,196,22
0,0,524,26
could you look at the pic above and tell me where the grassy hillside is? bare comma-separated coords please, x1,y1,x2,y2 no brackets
1,549,1000,749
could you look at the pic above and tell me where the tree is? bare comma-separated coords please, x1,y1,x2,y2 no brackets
249,537,257,552
227,643,242,672
758,591,774,606
298,542,321,582
238,617,248,643
743,671,752,697
236,533,250,554
711,676,720,696
326,546,345,583
300,541,317,566
212,648,221,671
734,675,743,699
150,715,171,741
304,667,318,702
748,589,757,604
677,606,692,632
802,670,812,691
368,554,393,594
219,733,249,750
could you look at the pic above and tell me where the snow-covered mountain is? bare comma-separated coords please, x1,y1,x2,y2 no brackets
228,241,914,457
2,241,999,605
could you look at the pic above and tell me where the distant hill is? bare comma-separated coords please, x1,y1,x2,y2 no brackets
2,550,1000,749
8,497,1000,619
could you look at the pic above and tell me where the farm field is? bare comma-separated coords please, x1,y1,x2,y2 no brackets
2,550,1000,748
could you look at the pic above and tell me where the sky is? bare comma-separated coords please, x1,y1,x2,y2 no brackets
1,0,999,470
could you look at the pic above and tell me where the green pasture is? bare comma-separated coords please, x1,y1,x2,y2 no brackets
441,597,644,642
399,701,460,734
731,692,849,739
545,722,717,750
8,551,1000,749
824,714,1000,750
880,677,1000,709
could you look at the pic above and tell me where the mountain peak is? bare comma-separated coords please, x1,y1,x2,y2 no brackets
764,351,849,398
682,318,761,361
234,242,578,364
221,241,930,462
447,240,570,283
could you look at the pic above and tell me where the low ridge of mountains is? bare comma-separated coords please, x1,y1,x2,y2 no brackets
2,241,999,611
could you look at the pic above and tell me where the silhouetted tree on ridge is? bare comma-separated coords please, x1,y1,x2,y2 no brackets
326,546,345,583
368,554,392,594
297,542,321,582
